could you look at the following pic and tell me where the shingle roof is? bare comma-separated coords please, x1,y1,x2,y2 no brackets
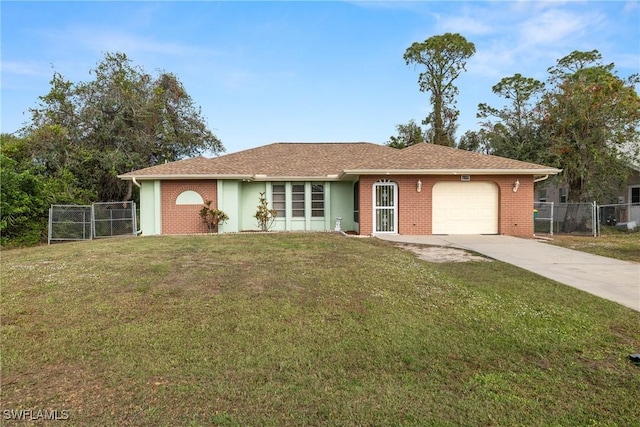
344,142,559,173
119,142,560,180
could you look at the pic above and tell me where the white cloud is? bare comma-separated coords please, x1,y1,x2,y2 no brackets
624,0,640,12
0,60,51,77
518,8,598,47
438,15,494,35
41,26,216,58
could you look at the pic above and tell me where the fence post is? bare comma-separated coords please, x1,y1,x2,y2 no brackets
592,201,597,237
550,202,554,236
48,207,52,245
90,204,95,240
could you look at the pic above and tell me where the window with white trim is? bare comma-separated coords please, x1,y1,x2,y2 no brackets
311,184,324,217
272,184,286,217
560,187,568,203
292,184,305,217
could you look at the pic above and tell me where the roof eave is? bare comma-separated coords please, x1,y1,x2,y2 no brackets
340,168,562,177
250,175,342,181
118,173,344,181
118,174,254,181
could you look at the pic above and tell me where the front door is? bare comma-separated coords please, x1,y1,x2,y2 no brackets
373,180,397,233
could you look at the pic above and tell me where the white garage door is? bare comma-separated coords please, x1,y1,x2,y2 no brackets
432,182,499,234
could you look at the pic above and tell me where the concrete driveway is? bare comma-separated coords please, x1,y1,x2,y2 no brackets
377,234,640,312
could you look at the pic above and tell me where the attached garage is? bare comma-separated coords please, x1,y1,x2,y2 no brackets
432,181,499,235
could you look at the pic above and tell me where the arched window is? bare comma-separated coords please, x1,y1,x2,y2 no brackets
176,190,204,205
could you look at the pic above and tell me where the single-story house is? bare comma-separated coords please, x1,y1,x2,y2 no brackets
118,142,561,237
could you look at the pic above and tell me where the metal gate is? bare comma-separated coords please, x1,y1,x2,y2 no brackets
92,202,137,238
48,202,137,244
533,202,597,237
534,202,554,235
48,205,93,244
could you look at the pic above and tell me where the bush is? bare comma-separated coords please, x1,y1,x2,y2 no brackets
0,154,48,246
254,192,277,231
199,200,229,233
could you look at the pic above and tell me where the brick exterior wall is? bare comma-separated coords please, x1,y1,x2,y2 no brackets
161,180,217,234
358,175,534,238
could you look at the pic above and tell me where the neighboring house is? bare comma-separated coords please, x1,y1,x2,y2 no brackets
535,155,640,223
118,142,560,238
536,171,640,205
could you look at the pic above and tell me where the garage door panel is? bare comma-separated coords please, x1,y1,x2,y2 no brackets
432,182,498,234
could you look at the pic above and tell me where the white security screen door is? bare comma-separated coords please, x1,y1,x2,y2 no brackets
373,180,398,233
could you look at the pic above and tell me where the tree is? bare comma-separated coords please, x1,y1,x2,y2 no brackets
540,50,640,204
22,52,224,202
0,133,92,246
457,129,493,154
403,33,476,146
386,119,424,149
0,147,47,246
476,74,547,163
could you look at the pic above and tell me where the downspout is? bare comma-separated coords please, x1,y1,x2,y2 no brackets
533,175,549,183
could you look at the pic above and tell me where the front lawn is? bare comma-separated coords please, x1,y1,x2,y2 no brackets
2,233,639,426
548,231,640,262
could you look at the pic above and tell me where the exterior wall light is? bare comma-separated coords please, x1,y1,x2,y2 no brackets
513,179,520,193
417,179,422,193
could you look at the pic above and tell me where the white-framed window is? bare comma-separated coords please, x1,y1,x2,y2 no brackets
175,190,204,205
311,184,325,217
560,187,568,203
272,184,286,217
292,184,305,217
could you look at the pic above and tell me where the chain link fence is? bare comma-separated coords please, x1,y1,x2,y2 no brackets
93,202,137,238
48,202,137,244
534,202,554,235
48,205,93,244
534,202,597,237
598,203,640,225
535,202,640,236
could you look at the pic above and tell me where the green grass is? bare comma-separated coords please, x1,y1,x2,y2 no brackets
2,233,639,426
548,231,640,262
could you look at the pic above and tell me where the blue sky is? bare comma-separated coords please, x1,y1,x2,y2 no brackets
2,1,639,154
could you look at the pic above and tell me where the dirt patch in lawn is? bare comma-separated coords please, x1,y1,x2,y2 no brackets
397,244,492,263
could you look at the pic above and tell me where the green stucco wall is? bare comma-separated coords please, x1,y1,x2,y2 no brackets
239,181,267,231
140,180,161,235
218,180,357,233
328,181,357,232
148,179,358,235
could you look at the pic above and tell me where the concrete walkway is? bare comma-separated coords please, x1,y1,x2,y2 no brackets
377,234,640,312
